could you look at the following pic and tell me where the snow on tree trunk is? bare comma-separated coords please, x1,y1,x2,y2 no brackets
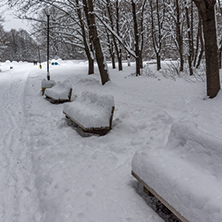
87,0,110,85
76,0,94,75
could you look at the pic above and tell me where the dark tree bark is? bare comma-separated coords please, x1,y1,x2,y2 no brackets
87,0,110,85
217,0,222,69
106,0,119,70
192,0,220,98
106,31,116,69
115,0,123,71
175,0,184,72
150,0,164,71
219,40,222,69
195,12,204,68
190,1,194,61
185,3,193,76
139,0,147,69
131,0,141,76
106,0,123,71
76,0,94,74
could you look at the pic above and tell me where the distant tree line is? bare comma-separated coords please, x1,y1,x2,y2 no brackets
0,26,37,62
0,18,84,62
6,0,222,98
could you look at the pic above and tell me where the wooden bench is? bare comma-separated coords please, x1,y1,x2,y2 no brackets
45,81,72,104
63,91,115,135
41,79,56,95
132,122,222,222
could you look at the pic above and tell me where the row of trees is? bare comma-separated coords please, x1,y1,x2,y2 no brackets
0,26,38,62
0,16,84,62
6,0,222,98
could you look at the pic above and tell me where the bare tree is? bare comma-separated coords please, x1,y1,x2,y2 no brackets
175,0,184,71
185,0,193,75
86,0,110,85
192,0,220,98
193,11,204,68
131,0,140,75
149,0,165,70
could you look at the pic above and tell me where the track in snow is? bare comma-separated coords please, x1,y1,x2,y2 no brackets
0,65,43,222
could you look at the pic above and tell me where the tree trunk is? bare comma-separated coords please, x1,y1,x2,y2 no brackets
115,0,123,71
127,54,131,66
131,0,140,76
190,1,194,61
203,8,220,97
79,0,94,74
219,44,222,69
117,48,122,71
150,0,163,71
106,0,123,70
87,0,110,85
157,53,161,70
185,4,193,76
111,54,116,69
139,51,143,69
107,31,116,69
196,13,204,68
218,0,222,69
88,56,94,74
193,12,200,67
175,0,184,72
192,0,220,98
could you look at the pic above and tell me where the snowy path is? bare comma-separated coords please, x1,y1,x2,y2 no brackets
0,62,164,222
2,60,220,222
0,64,42,221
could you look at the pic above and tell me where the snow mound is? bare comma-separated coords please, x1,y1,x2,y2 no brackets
132,121,222,222
63,91,114,128
41,79,56,88
45,81,72,100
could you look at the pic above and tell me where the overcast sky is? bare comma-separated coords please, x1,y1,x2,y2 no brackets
2,6,30,32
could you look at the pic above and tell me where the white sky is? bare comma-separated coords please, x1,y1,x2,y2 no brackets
2,7,30,32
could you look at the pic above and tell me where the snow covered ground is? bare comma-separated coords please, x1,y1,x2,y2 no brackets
0,60,222,222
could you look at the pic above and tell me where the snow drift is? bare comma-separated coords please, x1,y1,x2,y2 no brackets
132,121,222,222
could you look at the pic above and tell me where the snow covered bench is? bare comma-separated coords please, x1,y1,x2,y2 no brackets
41,79,56,95
132,122,222,222
45,81,72,103
63,91,115,135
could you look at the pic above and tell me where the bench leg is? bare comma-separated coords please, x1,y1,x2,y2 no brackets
42,88,46,96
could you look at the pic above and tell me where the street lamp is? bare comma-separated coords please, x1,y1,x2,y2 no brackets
38,46,42,69
46,9,50,80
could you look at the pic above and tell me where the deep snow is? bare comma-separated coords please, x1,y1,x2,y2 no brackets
132,121,222,222
63,91,114,129
0,60,222,222
45,80,71,101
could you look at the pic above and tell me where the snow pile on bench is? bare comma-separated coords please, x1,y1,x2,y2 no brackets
132,121,222,222
41,79,56,88
41,79,56,95
63,91,114,134
45,81,72,102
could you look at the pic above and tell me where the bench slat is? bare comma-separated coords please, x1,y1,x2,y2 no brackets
132,171,189,222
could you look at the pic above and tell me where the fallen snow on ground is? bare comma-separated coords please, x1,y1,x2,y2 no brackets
63,91,114,128
45,80,72,101
0,60,222,222
132,121,222,222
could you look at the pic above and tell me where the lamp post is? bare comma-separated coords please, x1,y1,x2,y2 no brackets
38,46,42,69
46,12,50,80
